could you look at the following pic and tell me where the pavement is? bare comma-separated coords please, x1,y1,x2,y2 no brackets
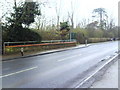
90,60,118,88
1,41,118,88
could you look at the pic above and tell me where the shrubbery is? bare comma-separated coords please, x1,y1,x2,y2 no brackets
2,25,42,42
34,26,118,44
88,38,111,43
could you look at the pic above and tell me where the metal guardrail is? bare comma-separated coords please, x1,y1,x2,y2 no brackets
3,40,77,54
4,39,77,46
4,41,39,46
5,42,76,48
41,39,76,43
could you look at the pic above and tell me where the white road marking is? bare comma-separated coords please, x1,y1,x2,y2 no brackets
3,60,16,62
58,54,82,62
75,54,118,88
0,66,38,78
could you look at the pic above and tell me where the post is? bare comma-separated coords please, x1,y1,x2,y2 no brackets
20,48,24,56
85,39,87,46
3,42,5,54
70,30,71,42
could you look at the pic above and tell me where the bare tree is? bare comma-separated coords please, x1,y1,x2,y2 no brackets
0,0,13,21
34,0,49,30
35,15,47,30
68,1,75,29
54,0,61,30
78,19,88,28
107,18,115,30
35,16,42,30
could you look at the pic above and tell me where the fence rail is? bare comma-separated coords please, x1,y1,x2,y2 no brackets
4,39,76,46
5,42,76,48
3,40,77,54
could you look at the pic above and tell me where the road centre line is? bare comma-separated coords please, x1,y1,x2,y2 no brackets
58,54,82,62
0,66,38,78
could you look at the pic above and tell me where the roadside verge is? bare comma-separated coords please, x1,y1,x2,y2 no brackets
2,44,91,61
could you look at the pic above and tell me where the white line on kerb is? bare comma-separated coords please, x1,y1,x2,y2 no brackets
0,66,38,78
75,54,118,88
58,54,82,62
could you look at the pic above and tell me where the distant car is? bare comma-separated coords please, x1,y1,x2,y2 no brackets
113,38,116,41
111,38,116,41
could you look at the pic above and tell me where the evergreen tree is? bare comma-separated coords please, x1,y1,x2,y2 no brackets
3,1,42,42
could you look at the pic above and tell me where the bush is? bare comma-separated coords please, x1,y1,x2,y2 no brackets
76,32,86,44
88,38,111,43
3,25,42,42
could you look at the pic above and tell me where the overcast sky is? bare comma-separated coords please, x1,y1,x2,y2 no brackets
45,0,119,26
0,0,119,26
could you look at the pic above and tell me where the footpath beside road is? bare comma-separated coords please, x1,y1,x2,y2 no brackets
90,60,118,88
2,44,90,61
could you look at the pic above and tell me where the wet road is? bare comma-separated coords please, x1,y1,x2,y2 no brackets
2,41,118,88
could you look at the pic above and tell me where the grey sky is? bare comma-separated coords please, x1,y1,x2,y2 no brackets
44,0,119,26
0,0,119,26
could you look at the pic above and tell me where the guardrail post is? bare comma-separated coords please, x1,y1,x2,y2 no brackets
3,42,5,54
85,39,88,46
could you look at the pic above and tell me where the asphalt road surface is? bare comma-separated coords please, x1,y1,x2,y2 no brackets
2,41,118,88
